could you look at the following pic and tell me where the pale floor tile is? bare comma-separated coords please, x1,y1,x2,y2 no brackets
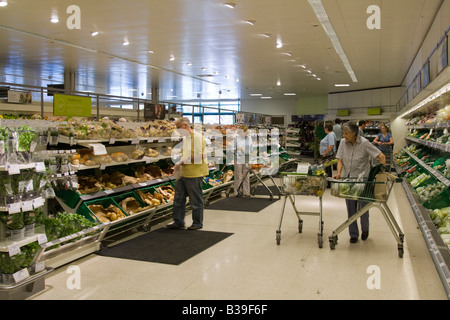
31,183,447,300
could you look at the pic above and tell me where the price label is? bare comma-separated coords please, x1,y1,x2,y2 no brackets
131,138,140,145
13,268,30,283
37,233,48,244
21,200,33,212
8,243,21,257
89,143,107,156
35,261,45,273
35,162,46,173
158,138,165,143
33,197,45,209
7,164,20,175
109,138,116,145
8,202,21,214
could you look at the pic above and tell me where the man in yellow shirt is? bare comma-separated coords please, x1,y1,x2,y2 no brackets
167,118,209,230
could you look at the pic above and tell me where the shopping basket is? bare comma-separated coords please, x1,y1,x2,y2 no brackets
327,166,405,258
276,171,327,248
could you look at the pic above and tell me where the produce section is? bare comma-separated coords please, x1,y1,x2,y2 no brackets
396,99,450,297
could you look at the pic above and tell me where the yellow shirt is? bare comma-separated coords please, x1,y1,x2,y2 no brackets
181,131,209,178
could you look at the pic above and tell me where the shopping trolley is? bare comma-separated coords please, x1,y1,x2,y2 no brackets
230,163,283,201
327,167,405,258
276,171,327,248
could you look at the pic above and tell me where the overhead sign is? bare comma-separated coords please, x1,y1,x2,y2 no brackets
368,107,381,115
53,94,92,117
337,109,349,117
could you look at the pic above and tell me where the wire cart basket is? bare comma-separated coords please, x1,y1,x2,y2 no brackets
231,163,282,201
328,170,405,258
277,172,327,248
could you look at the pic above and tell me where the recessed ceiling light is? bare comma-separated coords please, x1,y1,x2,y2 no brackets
0,1,8,7
169,55,175,61
317,78,321,80
300,65,306,69
276,42,283,49
244,20,256,26
123,40,130,46
250,94,262,97
50,17,59,23
236,78,240,82
282,52,292,56
148,50,155,54
261,33,271,38
277,80,281,86
214,71,219,75
335,84,350,87
202,67,207,71
284,93,296,96
261,97,272,99
186,62,192,66
224,3,236,9
307,70,312,73
90,31,99,37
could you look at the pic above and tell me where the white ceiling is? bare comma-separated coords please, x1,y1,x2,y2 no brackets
0,0,445,102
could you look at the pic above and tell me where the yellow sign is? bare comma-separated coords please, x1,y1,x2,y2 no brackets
54,94,92,117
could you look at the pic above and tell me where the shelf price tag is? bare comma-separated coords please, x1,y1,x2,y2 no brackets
33,197,45,209
37,234,48,244
13,268,30,283
7,202,21,214
89,143,107,156
35,261,45,273
35,162,46,173
8,243,21,257
7,164,20,175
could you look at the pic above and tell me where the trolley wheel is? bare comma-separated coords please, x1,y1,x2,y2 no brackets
276,231,281,245
398,245,404,258
318,234,323,248
329,235,337,250
143,224,151,232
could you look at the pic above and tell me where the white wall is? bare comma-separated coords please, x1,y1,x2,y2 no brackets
240,98,297,124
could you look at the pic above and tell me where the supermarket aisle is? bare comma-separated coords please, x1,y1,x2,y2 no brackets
31,183,447,300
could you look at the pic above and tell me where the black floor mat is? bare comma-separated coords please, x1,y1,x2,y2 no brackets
98,228,233,265
205,196,278,212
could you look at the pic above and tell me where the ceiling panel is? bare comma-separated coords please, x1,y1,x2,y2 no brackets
0,0,445,102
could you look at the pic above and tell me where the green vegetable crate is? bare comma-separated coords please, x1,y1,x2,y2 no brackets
77,197,128,224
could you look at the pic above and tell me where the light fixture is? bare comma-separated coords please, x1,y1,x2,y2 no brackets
50,17,59,23
284,93,297,96
186,62,192,66
335,84,350,87
276,42,283,49
308,0,358,83
236,78,240,82
261,97,272,99
277,80,281,86
282,52,292,56
250,94,262,97
300,65,307,69
399,82,450,118
90,31,99,37
122,40,130,46
224,3,236,9
148,50,155,54
0,1,8,7
261,33,271,38
317,78,321,81
169,55,175,61
244,20,256,26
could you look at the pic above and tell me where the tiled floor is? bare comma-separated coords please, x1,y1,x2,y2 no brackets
31,182,447,300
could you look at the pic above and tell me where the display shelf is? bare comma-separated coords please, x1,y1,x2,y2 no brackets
401,178,450,299
0,233,47,253
0,267,53,300
57,135,181,147
404,150,450,187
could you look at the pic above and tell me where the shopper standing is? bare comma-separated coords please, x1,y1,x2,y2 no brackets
167,118,209,230
373,123,394,169
319,124,336,180
333,118,343,150
233,125,251,197
358,120,367,138
334,122,386,243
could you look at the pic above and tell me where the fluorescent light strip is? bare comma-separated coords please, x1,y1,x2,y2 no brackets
308,0,358,83
399,82,450,118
